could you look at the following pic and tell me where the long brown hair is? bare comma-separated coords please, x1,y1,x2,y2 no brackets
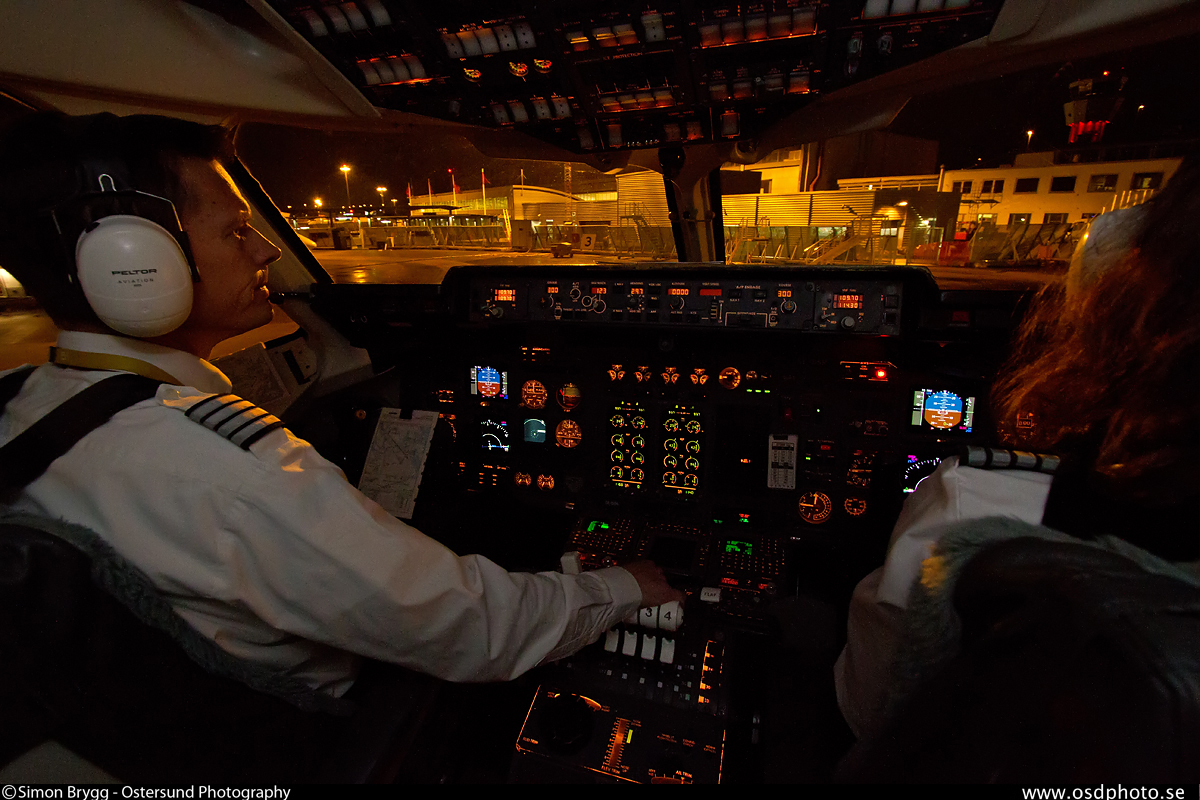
992,154,1200,507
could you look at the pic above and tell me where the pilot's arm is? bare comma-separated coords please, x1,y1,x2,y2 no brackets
213,422,648,685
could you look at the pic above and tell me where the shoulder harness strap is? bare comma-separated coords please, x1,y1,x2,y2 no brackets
0,371,161,493
960,445,1060,474
184,393,284,450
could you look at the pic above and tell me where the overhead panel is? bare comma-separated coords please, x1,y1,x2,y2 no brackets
262,0,1005,154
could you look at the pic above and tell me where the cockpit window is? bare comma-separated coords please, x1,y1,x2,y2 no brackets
235,122,677,286
230,30,1200,292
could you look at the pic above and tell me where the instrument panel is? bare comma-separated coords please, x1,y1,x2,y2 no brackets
310,263,1016,782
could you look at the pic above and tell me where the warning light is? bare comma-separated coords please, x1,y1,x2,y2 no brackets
875,369,888,380
739,458,751,464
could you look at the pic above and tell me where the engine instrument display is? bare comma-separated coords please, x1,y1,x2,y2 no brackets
521,380,547,409
609,401,648,490
662,404,702,496
470,365,508,399
912,389,975,432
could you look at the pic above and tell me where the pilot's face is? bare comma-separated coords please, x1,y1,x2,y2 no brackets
175,158,281,352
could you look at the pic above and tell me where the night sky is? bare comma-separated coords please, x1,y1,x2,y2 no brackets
234,33,1200,212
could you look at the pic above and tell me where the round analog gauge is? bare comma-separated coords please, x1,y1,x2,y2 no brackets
718,367,741,390
685,440,701,454
683,474,698,488
611,433,625,446
555,419,582,448
663,418,680,432
631,468,644,482
514,472,532,487
611,449,624,462
663,472,678,485
664,438,679,452
610,414,626,427
537,474,555,490
557,383,582,411
685,420,701,434
631,416,646,429
632,435,645,449
844,497,868,516
798,491,833,524
685,457,699,471
521,380,547,409
664,455,678,469
610,466,623,480
632,452,645,464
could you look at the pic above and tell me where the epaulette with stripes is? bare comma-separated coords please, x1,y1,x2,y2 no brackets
184,393,285,450
960,446,1060,473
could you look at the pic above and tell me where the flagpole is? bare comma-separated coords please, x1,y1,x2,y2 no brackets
481,167,487,215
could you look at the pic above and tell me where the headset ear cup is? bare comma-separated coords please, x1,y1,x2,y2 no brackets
75,215,194,337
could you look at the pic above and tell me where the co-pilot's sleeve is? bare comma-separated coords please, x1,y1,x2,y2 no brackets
835,456,1053,736
216,428,644,682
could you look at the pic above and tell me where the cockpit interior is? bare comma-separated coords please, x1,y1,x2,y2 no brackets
2,0,1199,784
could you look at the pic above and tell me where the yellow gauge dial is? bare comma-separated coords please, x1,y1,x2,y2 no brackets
555,419,581,448
718,367,741,389
844,498,868,517
798,491,833,524
521,380,547,409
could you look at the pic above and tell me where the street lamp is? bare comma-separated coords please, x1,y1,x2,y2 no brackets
1025,129,1034,150
340,164,352,206
377,185,388,211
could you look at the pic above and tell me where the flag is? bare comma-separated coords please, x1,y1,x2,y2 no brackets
481,168,490,186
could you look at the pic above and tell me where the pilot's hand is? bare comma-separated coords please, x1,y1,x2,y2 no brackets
621,560,685,608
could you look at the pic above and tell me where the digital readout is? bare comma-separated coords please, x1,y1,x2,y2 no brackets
591,287,607,294
546,286,559,294
629,287,644,295
834,294,863,309
493,288,516,302
668,287,689,296
700,288,722,296
778,290,792,298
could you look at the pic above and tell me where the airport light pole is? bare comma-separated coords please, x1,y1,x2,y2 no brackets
340,164,352,207
377,185,388,211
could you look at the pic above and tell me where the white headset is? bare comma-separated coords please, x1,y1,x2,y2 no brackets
61,170,198,337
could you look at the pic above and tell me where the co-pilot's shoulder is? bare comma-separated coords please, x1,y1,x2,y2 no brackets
157,386,286,453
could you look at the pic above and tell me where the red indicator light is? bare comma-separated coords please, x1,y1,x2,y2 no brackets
700,288,722,296
739,458,751,464
720,577,740,586
875,369,887,379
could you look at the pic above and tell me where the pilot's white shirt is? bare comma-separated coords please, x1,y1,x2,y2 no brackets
833,456,1053,737
0,331,642,696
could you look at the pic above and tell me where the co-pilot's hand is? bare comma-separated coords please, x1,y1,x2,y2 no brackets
620,560,685,608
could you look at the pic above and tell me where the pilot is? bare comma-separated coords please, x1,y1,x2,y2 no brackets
0,111,681,697
835,154,1200,738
